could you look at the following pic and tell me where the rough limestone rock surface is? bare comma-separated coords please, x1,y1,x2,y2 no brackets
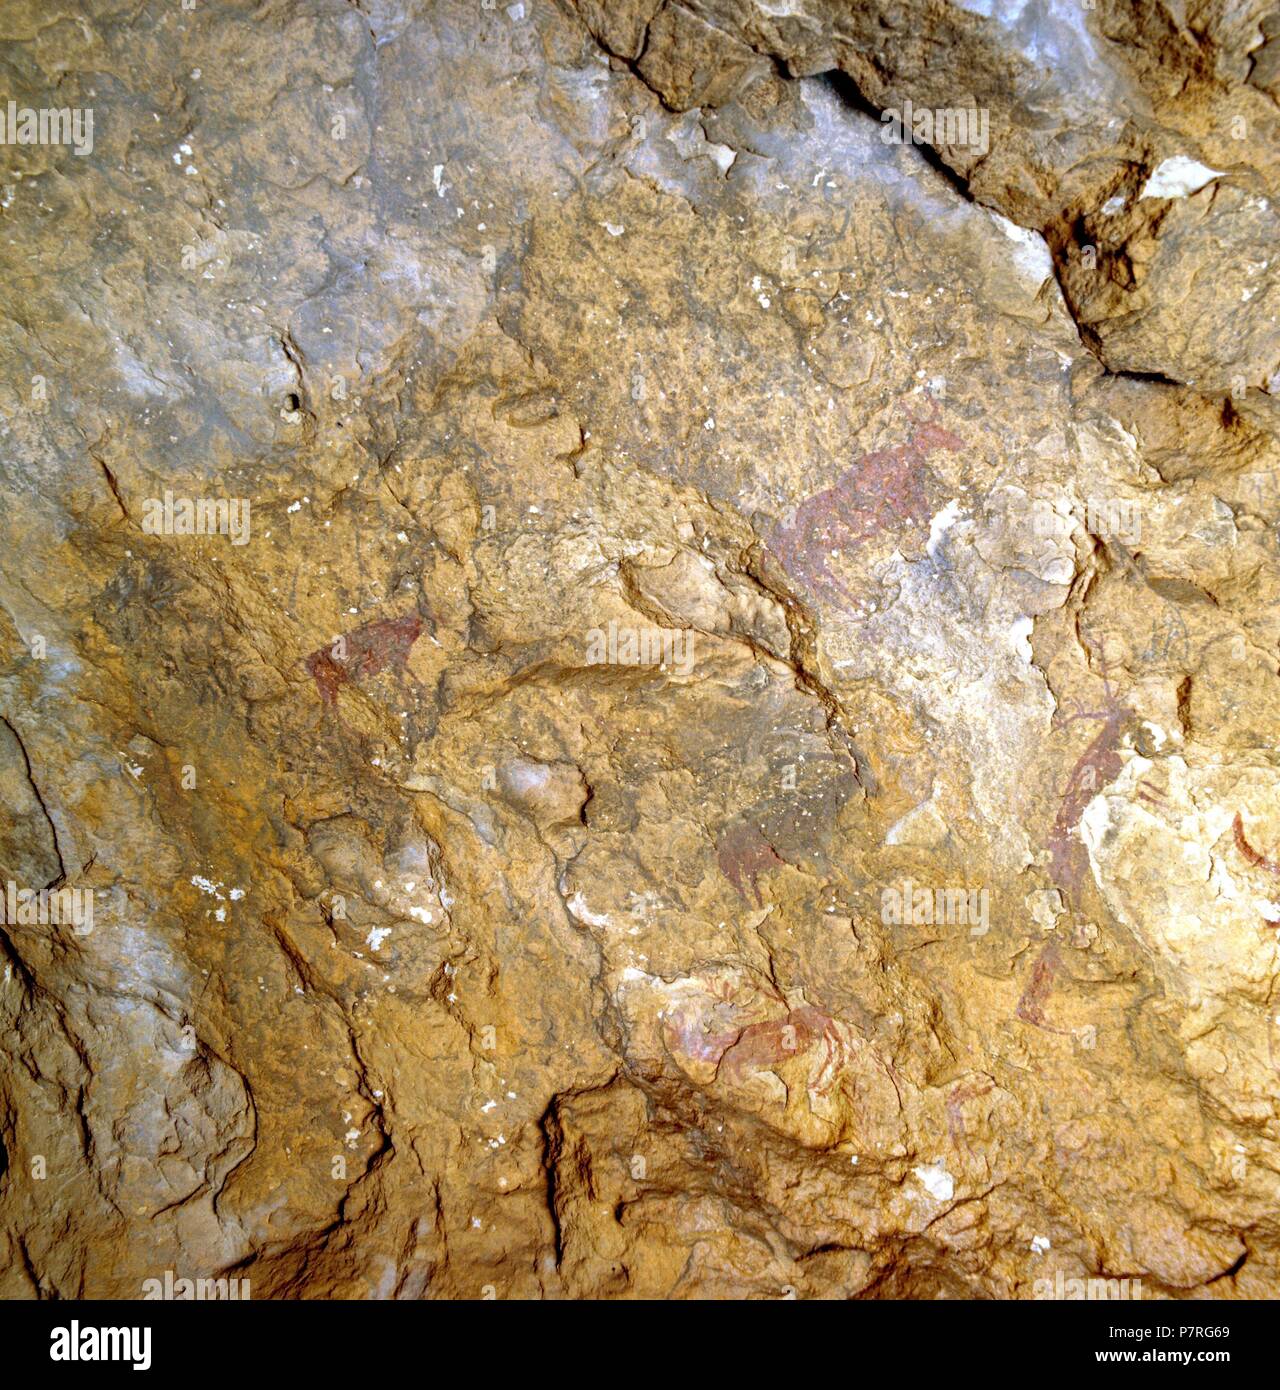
0,0,1278,1300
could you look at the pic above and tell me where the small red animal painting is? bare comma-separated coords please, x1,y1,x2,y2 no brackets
766,411,966,607
305,611,426,707
716,819,788,905
662,983,851,1098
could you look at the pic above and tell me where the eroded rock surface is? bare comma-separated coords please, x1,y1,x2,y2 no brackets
0,0,1278,1299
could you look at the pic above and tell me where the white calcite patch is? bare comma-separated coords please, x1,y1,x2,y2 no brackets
566,892,612,927
1140,157,1225,200
927,499,965,558
1010,616,1035,663
913,1163,955,1202
885,796,951,850
988,211,1054,287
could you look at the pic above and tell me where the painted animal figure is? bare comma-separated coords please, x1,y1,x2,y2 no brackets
662,982,850,1097
718,1005,850,1095
766,411,966,607
716,819,787,905
305,611,426,707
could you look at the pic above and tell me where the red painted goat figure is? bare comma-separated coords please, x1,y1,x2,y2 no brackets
305,610,429,708
766,410,967,608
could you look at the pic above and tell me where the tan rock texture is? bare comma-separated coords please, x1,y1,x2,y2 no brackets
0,0,1278,1299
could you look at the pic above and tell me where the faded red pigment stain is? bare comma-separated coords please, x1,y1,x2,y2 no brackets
716,819,788,905
1233,812,1280,931
946,1076,994,1153
1024,677,1132,1034
766,411,967,607
1233,812,1280,876
1046,682,1132,898
305,612,424,707
1016,942,1072,1035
